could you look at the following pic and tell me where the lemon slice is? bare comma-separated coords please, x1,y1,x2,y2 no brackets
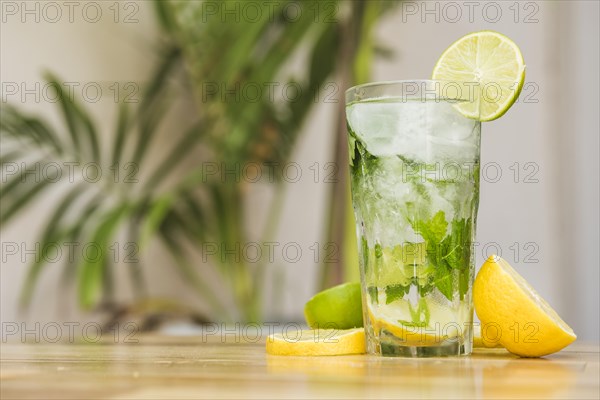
432,30,526,121
265,328,366,356
368,300,471,345
473,325,504,349
473,255,576,357
304,282,363,329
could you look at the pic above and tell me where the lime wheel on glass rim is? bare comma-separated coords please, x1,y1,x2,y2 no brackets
432,30,526,121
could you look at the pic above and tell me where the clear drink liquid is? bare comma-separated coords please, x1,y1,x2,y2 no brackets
347,94,481,357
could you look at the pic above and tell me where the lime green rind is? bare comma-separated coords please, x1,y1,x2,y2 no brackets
304,282,364,329
432,30,526,122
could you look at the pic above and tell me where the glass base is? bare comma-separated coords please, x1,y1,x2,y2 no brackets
368,330,473,357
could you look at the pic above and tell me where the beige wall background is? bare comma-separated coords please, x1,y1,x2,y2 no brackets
1,1,598,341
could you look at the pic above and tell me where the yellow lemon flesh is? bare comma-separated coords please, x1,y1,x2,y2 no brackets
367,298,472,346
473,255,576,357
473,325,504,349
266,328,366,356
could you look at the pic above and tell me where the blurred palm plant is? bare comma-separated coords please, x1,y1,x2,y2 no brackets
0,0,398,323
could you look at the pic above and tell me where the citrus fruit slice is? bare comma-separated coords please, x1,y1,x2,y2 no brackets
432,30,526,121
304,282,363,329
367,299,471,345
473,255,576,357
265,328,366,356
473,325,504,349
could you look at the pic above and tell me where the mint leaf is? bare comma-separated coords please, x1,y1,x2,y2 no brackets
458,269,470,301
374,243,383,258
385,284,409,304
433,265,454,301
398,319,427,328
442,218,472,271
472,163,481,185
361,236,369,276
401,298,430,327
415,211,448,246
351,140,378,178
407,210,475,301
367,286,378,304
441,217,473,300
347,127,357,167
413,211,453,299
416,277,434,296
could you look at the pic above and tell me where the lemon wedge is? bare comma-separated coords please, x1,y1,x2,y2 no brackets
473,255,576,357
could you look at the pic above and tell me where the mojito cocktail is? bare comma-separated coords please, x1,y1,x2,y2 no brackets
346,81,481,357
267,31,575,360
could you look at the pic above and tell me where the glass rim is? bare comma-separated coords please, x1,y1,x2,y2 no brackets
345,79,445,92
345,79,479,104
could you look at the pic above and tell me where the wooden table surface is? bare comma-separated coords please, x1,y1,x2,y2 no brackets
1,336,598,399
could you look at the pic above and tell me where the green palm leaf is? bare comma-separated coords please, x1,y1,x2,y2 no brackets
2,0,397,321
142,121,204,192
126,216,146,298
158,223,229,319
139,194,174,248
0,148,24,166
111,103,131,169
44,72,100,162
19,183,88,306
59,193,106,288
131,46,181,167
1,105,63,153
0,175,54,224
78,203,131,308
180,192,207,241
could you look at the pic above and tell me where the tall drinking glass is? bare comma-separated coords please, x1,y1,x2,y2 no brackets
346,80,481,357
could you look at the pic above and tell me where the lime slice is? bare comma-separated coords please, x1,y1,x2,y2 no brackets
474,255,576,357
266,328,366,356
370,244,429,287
432,31,526,121
304,282,363,329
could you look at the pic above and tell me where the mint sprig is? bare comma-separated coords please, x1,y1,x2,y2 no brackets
398,298,431,327
411,211,472,301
